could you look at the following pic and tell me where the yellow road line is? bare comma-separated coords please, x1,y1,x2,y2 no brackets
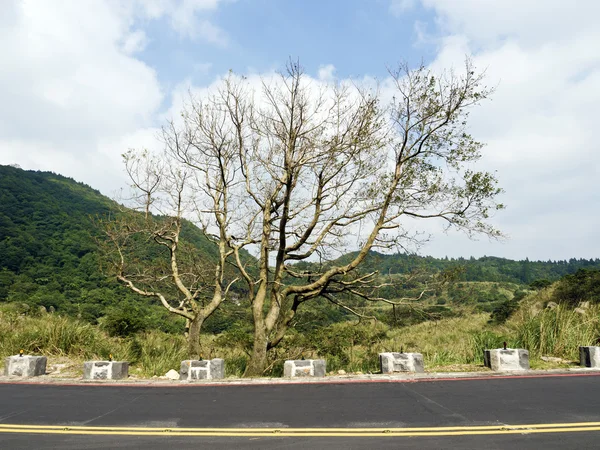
1,422,600,437
3,421,600,431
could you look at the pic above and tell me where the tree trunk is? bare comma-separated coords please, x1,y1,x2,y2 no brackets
187,315,203,360
244,327,269,377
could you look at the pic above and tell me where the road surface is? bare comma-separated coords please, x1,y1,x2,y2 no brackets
1,373,600,449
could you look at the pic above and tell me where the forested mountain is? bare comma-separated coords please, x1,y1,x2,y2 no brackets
1,164,599,333
0,165,118,312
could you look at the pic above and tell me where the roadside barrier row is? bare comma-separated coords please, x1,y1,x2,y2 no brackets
4,346,600,379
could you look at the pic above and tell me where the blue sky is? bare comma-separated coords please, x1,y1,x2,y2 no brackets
139,1,429,77
1,0,599,261
136,0,438,114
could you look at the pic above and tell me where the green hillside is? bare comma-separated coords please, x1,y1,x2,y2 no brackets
0,164,219,334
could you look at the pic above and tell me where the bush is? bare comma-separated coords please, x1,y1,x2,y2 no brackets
489,298,519,324
0,306,128,360
130,331,188,376
101,302,150,337
529,279,552,290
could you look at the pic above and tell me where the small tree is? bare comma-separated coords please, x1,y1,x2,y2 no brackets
102,149,237,358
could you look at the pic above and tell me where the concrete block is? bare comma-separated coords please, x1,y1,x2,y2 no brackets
483,349,529,371
580,346,600,368
283,359,326,377
4,355,47,377
379,352,424,373
180,359,225,380
83,361,129,380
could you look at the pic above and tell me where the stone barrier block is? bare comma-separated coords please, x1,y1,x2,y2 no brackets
379,352,424,373
4,355,47,377
180,358,225,380
83,361,129,380
283,359,326,377
580,346,600,368
483,349,529,371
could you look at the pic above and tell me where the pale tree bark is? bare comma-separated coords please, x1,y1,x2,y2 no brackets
101,147,236,359
224,60,502,376
104,58,503,375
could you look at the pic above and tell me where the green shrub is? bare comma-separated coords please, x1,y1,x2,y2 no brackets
101,302,150,337
489,298,519,324
553,269,600,306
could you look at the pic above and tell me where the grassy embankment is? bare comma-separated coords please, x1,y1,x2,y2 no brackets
1,287,598,377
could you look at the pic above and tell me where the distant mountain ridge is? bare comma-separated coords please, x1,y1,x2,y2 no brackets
330,251,600,285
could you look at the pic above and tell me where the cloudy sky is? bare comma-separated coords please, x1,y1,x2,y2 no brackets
1,0,598,261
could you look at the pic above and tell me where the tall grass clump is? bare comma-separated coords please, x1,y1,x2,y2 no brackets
512,304,600,360
386,314,491,368
0,306,127,360
468,330,514,364
130,331,188,377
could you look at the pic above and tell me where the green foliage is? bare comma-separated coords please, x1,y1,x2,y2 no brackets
214,326,254,355
291,321,388,373
488,289,529,324
129,332,188,376
101,301,151,337
0,165,218,334
2,163,600,374
529,279,552,290
340,251,600,285
489,299,519,324
553,269,600,306
0,304,118,359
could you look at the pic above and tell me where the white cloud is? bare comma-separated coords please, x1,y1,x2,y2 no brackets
134,0,228,45
0,1,164,192
0,0,228,196
403,0,600,260
420,0,600,48
318,64,336,81
121,29,148,54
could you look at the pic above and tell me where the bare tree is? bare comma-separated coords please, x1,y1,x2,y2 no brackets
104,59,503,375
101,148,237,359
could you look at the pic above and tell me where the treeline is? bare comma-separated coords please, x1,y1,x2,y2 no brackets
340,251,600,285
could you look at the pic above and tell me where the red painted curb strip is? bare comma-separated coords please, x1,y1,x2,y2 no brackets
1,371,600,388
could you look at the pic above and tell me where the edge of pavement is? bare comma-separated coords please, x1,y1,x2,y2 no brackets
1,367,600,388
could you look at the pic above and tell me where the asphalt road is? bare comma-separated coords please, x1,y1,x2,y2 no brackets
2,374,600,449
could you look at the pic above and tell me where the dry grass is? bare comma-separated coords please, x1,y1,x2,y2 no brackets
3,292,599,377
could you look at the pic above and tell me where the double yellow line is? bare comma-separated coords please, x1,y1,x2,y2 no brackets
1,422,600,437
